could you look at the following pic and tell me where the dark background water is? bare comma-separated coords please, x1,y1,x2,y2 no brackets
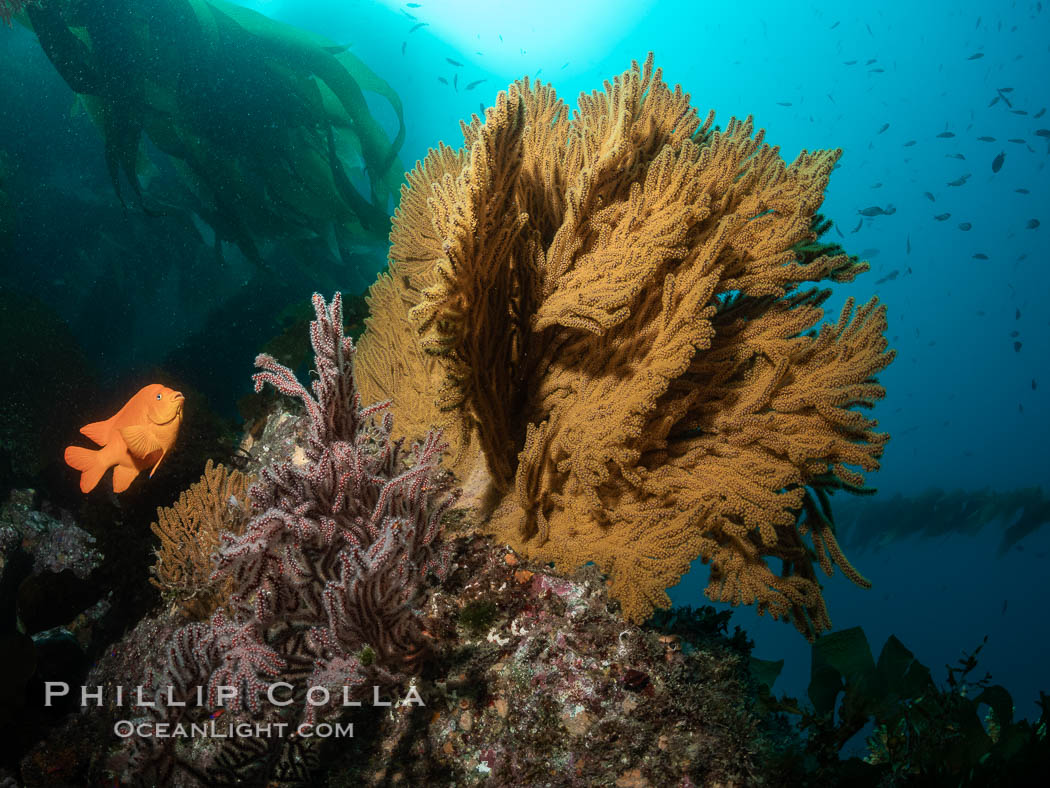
2,0,1048,726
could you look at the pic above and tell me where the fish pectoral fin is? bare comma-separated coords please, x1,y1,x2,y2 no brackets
112,465,139,494
80,419,112,447
148,449,168,478
120,425,163,458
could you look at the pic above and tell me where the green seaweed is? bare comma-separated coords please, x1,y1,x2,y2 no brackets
22,0,405,273
757,627,1050,784
358,645,376,667
458,600,499,634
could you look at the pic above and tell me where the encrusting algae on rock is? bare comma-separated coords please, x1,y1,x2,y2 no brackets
355,53,895,639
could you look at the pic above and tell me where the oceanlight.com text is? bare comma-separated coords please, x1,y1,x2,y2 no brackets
113,720,355,739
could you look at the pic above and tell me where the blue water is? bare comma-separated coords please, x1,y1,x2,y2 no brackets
3,0,1048,723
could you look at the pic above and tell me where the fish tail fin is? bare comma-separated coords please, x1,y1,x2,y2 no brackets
64,445,106,493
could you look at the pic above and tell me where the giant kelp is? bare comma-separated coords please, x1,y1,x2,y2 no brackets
0,0,37,26
356,55,894,640
834,486,1050,556
21,0,404,270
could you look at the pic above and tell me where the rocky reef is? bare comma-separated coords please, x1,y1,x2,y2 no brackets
14,381,767,787
326,534,764,787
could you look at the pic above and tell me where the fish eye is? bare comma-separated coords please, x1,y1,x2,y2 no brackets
156,393,162,400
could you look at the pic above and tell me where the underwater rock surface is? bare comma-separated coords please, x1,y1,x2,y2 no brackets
0,489,108,784
329,534,764,787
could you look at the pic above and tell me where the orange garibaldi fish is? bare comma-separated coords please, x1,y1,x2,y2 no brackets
64,384,185,493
